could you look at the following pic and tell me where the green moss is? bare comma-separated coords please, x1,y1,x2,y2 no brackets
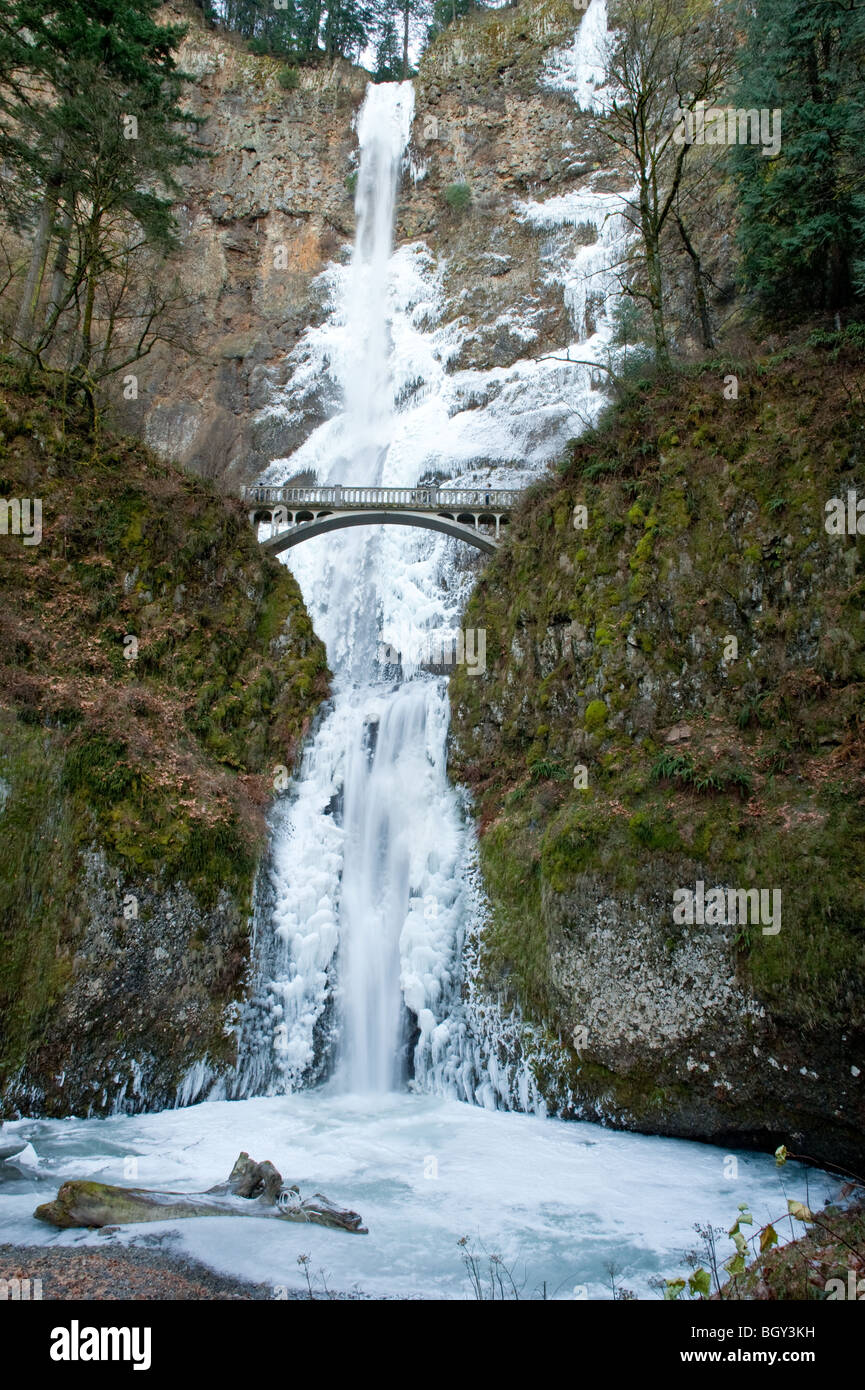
628,811,681,853
541,801,608,892
0,368,330,1095
0,713,84,1079
584,699,607,732
62,734,139,806
449,342,865,1056
479,816,548,1013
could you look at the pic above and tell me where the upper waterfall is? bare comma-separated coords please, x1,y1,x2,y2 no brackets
345,83,415,459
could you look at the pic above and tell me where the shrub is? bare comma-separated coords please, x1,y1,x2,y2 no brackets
277,66,300,91
62,734,138,806
443,182,471,212
651,751,695,785
528,759,570,783
584,699,607,732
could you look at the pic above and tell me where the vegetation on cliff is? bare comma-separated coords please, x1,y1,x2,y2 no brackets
721,1200,865,1301
0,0,204,422
417,0,579,97
594,0,865,370
0,369,328,1103
663,1148,865,1301
449,333,865,1160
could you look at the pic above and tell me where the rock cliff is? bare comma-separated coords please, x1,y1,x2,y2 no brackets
449,339,865,1171
0,373,328,1115
131,0,732,483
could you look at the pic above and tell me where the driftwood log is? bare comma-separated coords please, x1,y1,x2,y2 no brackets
34,1151,367,1234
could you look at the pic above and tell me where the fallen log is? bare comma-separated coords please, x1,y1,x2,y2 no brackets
34,1151,367,1234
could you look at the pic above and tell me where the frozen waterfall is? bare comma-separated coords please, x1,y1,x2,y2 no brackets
233,13,632,1107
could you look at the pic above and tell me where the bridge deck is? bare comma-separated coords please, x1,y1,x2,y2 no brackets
243,485,522,512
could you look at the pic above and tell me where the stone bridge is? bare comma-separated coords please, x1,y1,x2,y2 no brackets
243,484,523,556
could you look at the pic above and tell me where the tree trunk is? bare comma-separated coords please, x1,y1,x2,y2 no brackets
37,203,73,354
34,1152,368,1234
12,139,66,356
402,0,410,80
640,192,670,371
675,213,715,350
13,196,55,355
79,257,97,370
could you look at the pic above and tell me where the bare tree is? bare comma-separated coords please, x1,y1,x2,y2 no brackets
1,74,203,429
599,0,738,367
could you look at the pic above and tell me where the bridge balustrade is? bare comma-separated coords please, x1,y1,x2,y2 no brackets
243,484,521,511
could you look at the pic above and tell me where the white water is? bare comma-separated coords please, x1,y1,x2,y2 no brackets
234,22,635,1109
232,82,473,1099
543,0,611,112
0,1097,840,1300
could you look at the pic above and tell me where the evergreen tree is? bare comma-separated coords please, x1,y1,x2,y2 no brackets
0,1,200,402
374,13,403,79
732,0,865,319
187,0,436,68
221,0,301,55
374,0,431,78
321,0,374,61
426,0,474,43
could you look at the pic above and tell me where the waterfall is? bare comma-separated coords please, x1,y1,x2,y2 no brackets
232,16,632,1107
232,81,468,1098
543,0,611,112
343,87,414,462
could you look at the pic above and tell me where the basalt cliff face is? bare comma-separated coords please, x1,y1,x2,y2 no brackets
116,11,368,482
0,377,328,1117
130,0,732,484
448,346,865,1171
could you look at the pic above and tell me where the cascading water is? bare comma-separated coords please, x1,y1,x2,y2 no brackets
234,3,634,1107
233,82,468,1097
343,87,410,465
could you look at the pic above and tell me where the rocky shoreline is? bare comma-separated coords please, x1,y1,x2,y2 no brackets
0,1241,371,1300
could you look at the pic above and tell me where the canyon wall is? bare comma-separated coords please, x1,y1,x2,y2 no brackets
448,345,865,1170
131,0,732,485
0,376,328,1116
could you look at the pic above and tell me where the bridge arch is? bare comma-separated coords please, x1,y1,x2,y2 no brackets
259,509,500,556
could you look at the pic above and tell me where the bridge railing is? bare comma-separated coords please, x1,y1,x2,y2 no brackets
242,484,522,511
